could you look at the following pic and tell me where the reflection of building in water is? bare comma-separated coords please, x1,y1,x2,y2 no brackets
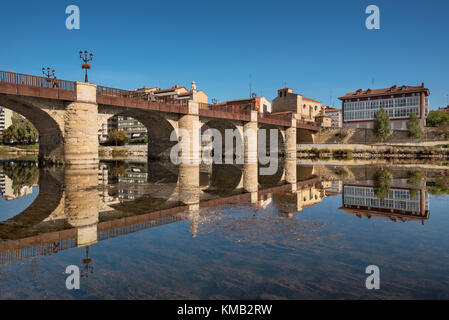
98,164,120,207
326,181,343,196
117,166,148,202
257,193,273,209
296,182,327,212
0,172,35,201
270,181,327,216
341,182,429,223
0,172,5,195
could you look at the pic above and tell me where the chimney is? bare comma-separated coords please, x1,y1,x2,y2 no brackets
421,82,424,87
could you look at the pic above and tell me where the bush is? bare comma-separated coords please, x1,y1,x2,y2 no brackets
129,137,148,144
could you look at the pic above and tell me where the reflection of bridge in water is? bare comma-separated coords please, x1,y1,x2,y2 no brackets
1,162,439,267
0,161,321,267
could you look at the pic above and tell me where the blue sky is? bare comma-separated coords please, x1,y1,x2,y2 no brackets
0,0,448,109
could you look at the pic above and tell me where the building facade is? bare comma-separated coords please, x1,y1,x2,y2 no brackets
0,107,13,135
107,115,147,139
210,96,271,113
271,88,324,122
339,84,430,130
324,106,342,128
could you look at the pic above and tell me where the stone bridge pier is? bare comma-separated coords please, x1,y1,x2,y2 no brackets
64,82,99,167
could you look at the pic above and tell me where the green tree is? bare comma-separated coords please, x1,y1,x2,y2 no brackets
2,114,38,145
373,168,392,201
407,112,423,139
2,163,39,196
427,173,449,196
373,109,392,142
426,111,449,127
108,129,128,146
407,170,424,198
436,123,449,140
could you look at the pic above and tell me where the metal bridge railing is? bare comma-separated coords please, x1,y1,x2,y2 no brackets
0,70,76,91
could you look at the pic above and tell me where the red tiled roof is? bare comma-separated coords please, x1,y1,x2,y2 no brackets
213,98,255,106
271,110,295,115
339,84,429,100
302,97,321,104
325,107,341,113
156,86,188,93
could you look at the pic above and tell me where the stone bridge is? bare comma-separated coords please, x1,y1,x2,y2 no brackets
0,70,320,166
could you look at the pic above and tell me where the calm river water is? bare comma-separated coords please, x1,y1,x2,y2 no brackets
0,159,448,299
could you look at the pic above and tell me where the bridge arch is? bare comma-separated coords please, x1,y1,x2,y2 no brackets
297,128,315,144
200,118,244,163
97,107,179,160
203,163,243,196
258,123,286,157
0,96,65,162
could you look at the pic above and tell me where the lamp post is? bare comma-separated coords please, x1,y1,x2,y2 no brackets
42,67,55,79
42,67,56,88
81,246,94,278
79,50,93,83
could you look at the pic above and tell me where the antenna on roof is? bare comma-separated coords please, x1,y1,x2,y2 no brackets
372,78,375,89
248,74,251,98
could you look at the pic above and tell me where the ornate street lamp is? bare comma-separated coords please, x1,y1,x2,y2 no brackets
79,50,93,83
42,67,56,87
42,67,55,79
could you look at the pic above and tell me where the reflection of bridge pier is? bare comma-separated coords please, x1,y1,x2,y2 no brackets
178,164,200,237
244,112,259,203
65,166,100,247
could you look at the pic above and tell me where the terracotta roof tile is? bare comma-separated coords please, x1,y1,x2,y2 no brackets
339,84,429,100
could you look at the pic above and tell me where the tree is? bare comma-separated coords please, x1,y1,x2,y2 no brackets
373,108,392,142
426,111,449,127
436,123,449,140
2,114,38,145
407,170,424,198
108,129,128,146
427,173,449,196
373,168,392,201
407,112,423,139
2,163,39,196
